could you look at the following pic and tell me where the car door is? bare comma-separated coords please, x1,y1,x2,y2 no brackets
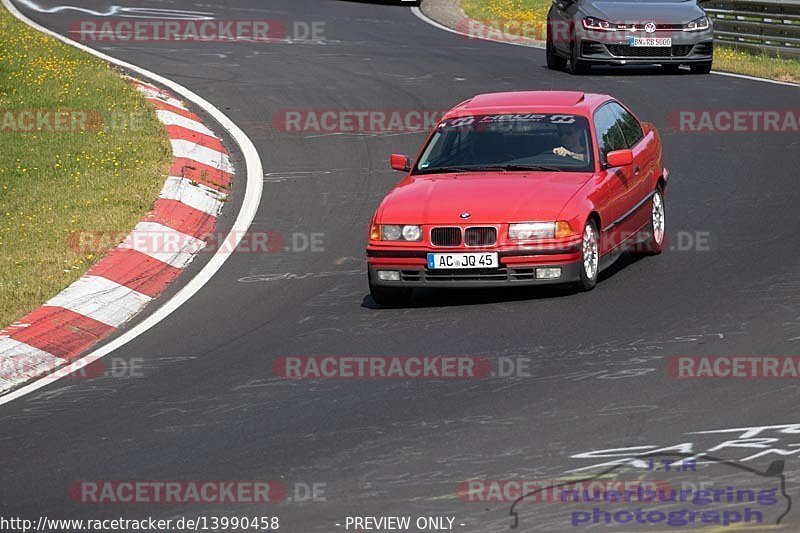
608,101,656,233
592,103,639,253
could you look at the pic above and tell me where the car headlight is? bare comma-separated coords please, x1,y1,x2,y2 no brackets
371,224,422,241
582,17,616,31
402,225,421,241
684,16,710,32
509,222,573,241
382,225,403,240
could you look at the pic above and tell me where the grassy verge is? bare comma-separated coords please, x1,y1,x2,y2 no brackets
0,6,172,328
462,0,550,27
713,46,800,84
461,0,800,83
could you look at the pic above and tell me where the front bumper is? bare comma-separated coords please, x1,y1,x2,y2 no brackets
367,249,583,288
576,32,713,65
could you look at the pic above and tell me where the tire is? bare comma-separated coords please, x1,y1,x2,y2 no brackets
575,219,599,291
546,26,567,70
369,273,411,307
640,188,666,255
569,40,589,75
690,61,712,74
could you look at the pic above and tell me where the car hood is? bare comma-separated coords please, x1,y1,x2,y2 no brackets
377,172,593,225
581,0,705,24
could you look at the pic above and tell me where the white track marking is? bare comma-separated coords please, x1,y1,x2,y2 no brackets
121,222,207,268
170,139,234,173
709,70,799,88
410,6,540,49
159,177,225,216
14,0,213,19
155,110,216,137
46,276,152,328
410,6,799,87
0,0,264,405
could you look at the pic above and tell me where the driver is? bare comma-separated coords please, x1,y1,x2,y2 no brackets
552,123,587,162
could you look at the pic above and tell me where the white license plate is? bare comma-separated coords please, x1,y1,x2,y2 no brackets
629,37,672,47
427,252,498,269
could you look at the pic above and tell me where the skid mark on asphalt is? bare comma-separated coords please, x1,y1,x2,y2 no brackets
292,311,461,340
238,269,364,283
263,170,335,182
594,403,660,415
303,283,365,309
260,168,378,182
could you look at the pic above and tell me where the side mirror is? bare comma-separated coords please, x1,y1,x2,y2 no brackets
606,149,634,167
390,154,411,172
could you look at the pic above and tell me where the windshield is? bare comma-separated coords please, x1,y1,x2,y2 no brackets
414,113,594,174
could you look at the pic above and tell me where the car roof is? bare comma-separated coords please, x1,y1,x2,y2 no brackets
443,91,613,118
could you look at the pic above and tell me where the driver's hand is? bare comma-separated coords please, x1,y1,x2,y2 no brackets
553,146,584,161
553,146,572,158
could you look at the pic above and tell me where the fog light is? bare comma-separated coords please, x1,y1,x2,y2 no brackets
536,268,562,280
377,270,401,281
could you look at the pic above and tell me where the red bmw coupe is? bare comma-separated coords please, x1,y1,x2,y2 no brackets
366,91,668,306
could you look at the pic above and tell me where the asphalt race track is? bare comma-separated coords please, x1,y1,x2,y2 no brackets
2,0,800,531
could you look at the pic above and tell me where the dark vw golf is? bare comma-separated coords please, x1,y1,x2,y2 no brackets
547,0,714,74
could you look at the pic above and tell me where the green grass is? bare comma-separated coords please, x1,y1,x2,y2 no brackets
714,45,800,83
0,6,172,328
462,0,550,28
461,0,800,83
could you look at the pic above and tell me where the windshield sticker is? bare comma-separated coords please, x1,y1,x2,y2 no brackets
440,114,579,129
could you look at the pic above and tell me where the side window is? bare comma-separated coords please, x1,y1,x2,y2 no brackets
593,105,626,162
609,102,644,148
420,127,467,168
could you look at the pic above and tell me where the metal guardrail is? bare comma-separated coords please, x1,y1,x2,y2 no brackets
704,0,800,57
